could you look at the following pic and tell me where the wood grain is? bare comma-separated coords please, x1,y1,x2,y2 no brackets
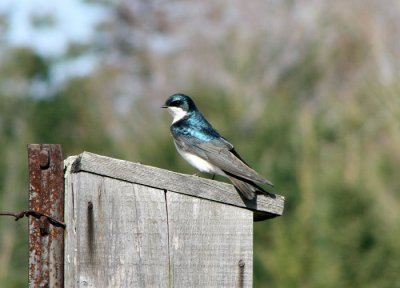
167,192,253,288
65,172,169,287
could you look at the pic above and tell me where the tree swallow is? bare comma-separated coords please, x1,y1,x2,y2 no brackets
162,93,273,200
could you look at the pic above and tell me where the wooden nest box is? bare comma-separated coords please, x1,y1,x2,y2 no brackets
64,152,284,287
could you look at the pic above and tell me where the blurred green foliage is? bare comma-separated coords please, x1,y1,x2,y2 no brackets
1,1,400,287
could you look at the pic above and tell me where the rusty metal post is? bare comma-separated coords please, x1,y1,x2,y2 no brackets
28,144,64,288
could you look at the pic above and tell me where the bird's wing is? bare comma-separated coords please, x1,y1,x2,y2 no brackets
197,140,273,186
175,135,273,186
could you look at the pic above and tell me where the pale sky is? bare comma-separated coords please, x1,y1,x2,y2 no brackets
0,0,110,90
0,0,108,57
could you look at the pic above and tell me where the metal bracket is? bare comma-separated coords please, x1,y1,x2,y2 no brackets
28,144,64,288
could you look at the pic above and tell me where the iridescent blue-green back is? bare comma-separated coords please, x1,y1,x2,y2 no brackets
170,110,221,142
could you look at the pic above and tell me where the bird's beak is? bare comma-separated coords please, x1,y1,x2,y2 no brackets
161,104,168,108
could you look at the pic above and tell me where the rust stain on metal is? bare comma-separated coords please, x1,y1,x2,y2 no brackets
28,144,64,288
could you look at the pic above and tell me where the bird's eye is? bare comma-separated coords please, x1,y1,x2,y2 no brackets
171,100,182,107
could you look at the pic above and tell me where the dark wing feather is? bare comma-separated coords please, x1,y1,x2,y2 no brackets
226,175,257,199
200,141,273,185
226,173,275,200
176,136,273,186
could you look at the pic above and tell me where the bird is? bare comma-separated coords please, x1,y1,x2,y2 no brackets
162,93,273,200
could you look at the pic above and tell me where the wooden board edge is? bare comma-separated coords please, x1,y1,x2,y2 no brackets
64,152,285,220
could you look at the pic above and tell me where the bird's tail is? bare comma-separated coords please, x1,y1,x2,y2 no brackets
226,175,273,200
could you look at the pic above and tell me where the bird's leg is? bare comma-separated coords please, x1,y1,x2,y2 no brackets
211,174,216,180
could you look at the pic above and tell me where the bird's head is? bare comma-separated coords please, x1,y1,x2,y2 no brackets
162,93,197,123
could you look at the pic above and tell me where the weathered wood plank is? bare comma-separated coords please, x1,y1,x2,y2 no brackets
65,169,254,287
64,172,169,287
68,152,284,220
167,192,253,288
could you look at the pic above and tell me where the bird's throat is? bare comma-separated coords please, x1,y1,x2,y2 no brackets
168,107,188,124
